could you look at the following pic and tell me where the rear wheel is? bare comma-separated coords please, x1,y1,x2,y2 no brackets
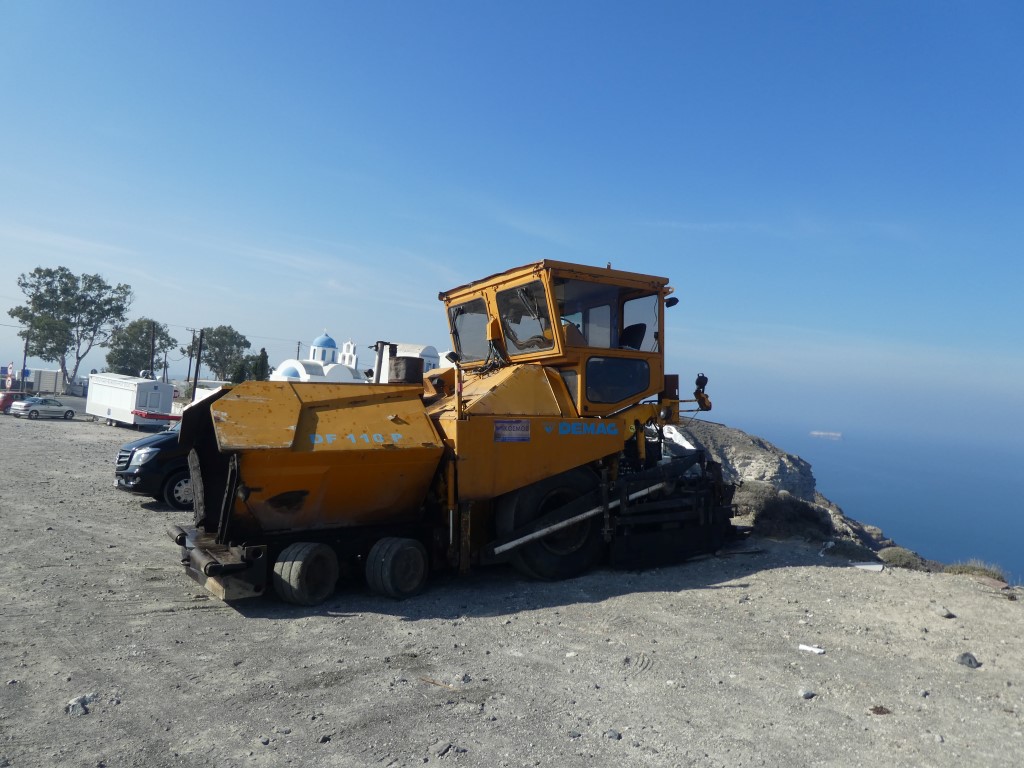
162,470,193,510
365,537,428,599
273,542,339,605
496,468,605,580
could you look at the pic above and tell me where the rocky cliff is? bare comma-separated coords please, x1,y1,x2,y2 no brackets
675,419,895,560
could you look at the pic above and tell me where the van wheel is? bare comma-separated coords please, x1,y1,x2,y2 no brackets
162,470,193,510
496,468,604,580
273,542,339,606
366,537,428,599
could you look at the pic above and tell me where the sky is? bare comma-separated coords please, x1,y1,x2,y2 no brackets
2,1,1022,453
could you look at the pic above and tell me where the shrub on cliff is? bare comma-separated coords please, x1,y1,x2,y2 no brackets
944,559,1008,582
877,546,932,571
742,485,833,540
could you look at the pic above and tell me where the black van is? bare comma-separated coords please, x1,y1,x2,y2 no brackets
114,421,192,510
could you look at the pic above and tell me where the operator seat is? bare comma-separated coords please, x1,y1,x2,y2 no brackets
619,323,646,350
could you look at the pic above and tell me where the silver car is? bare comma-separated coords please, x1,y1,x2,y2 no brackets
10,396,75,420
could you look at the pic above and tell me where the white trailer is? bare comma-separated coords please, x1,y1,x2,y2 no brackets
31,369,62,394
86,373,175,427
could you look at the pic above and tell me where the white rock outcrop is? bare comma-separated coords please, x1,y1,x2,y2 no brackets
677,420,816,500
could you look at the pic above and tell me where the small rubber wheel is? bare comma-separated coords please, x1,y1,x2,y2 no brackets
495,467,604,580
365,537,428,599
63,410,74,420
273,542,339,606
162,470,193,510
28,410,39,419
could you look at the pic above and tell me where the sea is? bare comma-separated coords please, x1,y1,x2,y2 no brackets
745,424,1023,586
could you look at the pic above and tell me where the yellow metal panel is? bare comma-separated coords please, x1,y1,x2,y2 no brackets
237,446,442,530
542,367,578,415
434,410,630,501
461,366,564,416
213,381,440,452
211,381,300,449
211,381,445,532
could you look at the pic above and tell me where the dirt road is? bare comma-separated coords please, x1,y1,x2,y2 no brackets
1,409,1021,767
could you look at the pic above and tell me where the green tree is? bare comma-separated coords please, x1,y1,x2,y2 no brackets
182,325,251,381
105,318,178,378
226,348,272,384
252,347,270,381
229,359,249,384
8,267,133,387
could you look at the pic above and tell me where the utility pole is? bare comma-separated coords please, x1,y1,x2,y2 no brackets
185,328,196,382
20,326,29,393
296,340,301,358
190,329,204,402
149,321,156,379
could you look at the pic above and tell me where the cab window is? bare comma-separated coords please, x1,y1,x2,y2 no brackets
553,278,659,351
622,293,659,352
449,298,490,363
586,357,651,403
496,281,554,355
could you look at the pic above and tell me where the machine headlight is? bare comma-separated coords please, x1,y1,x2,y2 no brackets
129,447,160,467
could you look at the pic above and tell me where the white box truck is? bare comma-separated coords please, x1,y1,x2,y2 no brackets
86,373,175,427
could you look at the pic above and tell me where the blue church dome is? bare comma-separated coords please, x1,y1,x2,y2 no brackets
312,331,337,349
278,365,302,378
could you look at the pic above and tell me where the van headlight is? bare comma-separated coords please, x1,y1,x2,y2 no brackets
129,447,160,467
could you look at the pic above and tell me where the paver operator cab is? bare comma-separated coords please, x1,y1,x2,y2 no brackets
169,260,734,605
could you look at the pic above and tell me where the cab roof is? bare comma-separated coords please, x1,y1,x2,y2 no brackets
438,260,670,304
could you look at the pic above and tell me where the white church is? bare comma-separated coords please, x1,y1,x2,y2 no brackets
270,331,440,384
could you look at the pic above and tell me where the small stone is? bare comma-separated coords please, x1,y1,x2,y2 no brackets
919,690,930,698
956,652,981,669
603,729,622,741
798,688,816,700
431,741,453,757
568,731,582,739
65,692,99,717
934,605,956,619
258,737,270,746
935,734,945,743
317,735,331,744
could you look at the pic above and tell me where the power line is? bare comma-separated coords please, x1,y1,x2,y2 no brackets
160,321,312,346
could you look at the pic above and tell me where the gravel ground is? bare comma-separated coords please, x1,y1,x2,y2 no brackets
1,401,1022,767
